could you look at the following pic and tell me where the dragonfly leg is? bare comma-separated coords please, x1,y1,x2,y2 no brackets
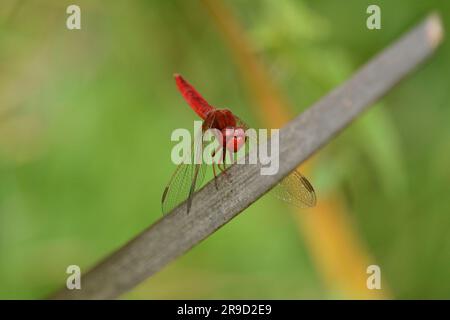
218,158,230,181
222,144,227,164
211,155,219,191
213,146,230,181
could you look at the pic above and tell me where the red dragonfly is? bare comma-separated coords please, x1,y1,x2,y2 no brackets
162,74,316,214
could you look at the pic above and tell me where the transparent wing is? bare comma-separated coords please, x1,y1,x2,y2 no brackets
161,128,208,215
271,170,317,208
234,115,317,208
161,163,207,215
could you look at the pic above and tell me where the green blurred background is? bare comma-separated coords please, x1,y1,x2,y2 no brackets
0,0,449,299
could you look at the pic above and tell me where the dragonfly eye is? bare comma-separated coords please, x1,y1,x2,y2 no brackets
222,127,246,152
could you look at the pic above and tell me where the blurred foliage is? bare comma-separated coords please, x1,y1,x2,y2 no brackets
0,0,449,299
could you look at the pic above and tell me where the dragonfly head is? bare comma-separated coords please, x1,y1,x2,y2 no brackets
222,127,246,153
206,109,246,153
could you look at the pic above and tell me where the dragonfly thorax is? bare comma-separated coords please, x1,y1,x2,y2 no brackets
203,109,236,130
